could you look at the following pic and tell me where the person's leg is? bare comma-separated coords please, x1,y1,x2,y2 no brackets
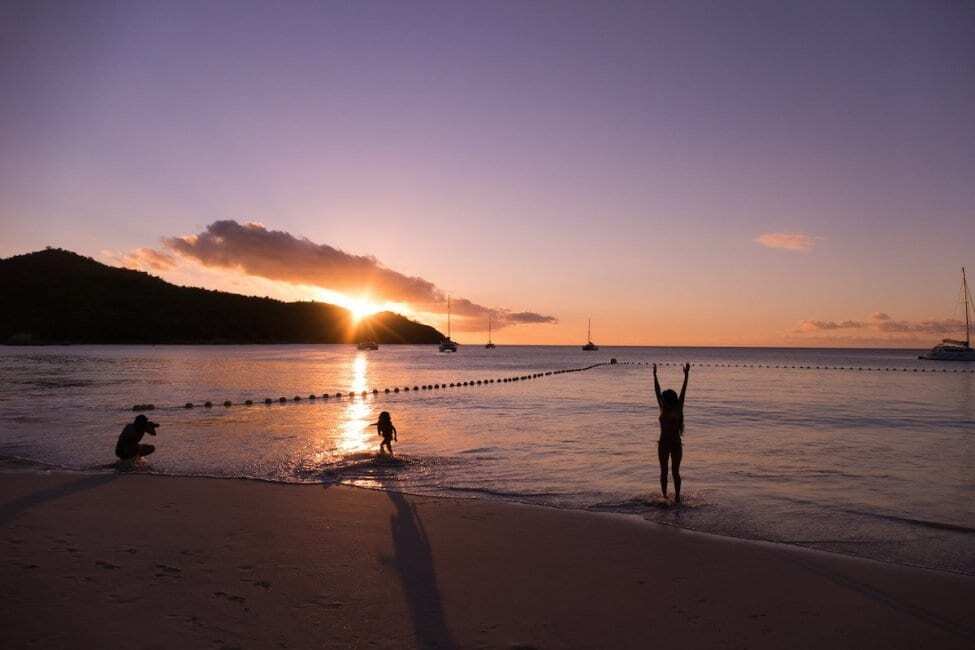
657,441,668,497
138,444,155,457
671,444,682,502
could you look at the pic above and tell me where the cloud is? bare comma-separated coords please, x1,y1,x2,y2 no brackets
163,220,439,303
123,220,557,331
110,247,177,271
876,319,964,334
795,314,966,337
755,232,820,252
508,311,558,324
796,320,865,332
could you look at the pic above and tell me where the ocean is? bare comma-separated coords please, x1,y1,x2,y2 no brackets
1,345,972,574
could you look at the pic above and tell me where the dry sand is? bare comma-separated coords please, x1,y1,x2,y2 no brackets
1,470,972,649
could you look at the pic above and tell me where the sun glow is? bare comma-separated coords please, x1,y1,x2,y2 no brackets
311,288,408,322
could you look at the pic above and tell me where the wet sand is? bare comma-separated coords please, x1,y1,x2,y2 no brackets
1,470,972,649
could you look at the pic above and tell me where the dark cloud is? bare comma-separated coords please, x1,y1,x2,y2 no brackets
876,319,964,334
164,220,439,303
508,311,558,324
129,220,556,330
797,320,866,332
796,314,966,337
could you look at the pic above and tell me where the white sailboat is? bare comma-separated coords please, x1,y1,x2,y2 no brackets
582,317,598,351
485,314,496,349
439,297,458,352
919,267,975,361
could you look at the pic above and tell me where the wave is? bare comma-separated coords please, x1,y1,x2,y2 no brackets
842,509,975,534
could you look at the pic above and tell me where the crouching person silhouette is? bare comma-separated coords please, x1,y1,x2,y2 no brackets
115,414,158,462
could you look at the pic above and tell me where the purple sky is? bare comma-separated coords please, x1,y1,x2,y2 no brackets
2,1,973,345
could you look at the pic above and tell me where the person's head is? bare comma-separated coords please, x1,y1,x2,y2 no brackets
133,414,158,433
378,411,391,424
660,389,681,411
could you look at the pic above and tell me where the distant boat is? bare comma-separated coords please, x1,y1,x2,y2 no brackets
485,314,496,349
356,340,379,351
439,297,458,353
919,267,975,361
582,317,598,351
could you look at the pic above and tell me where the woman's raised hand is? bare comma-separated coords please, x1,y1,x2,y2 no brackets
683,362,691,374
652,363,658,374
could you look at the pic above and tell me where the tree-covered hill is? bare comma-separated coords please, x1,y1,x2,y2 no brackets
0,248,443,345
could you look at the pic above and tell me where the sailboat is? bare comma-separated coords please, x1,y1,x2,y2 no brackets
919,267,975,361
485,314,496,349
582,317,598,351
439,297,458,352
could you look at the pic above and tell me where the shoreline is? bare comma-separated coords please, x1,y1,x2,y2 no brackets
3,456,972,580
2,469,972,648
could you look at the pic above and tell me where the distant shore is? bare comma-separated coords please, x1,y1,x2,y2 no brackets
2,470,972,649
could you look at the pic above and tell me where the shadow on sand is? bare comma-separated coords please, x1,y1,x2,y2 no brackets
384,488,455,648
0,473,117,526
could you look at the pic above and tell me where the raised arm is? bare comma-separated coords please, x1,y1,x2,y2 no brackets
652,363,662,406
679,363,690,405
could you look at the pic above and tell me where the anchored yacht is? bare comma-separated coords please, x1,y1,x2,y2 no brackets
439,297,458,353
919,267,975,361
582,317,598,351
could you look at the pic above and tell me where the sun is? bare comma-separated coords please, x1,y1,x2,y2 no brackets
347,297,382,322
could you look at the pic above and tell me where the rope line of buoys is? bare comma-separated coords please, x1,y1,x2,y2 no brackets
132,362,612,411
614,361,975,373
129,360,973,411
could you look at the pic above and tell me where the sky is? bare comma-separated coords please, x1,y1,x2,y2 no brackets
1,1,973,346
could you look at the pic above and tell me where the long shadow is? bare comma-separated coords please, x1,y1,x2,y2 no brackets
384,488,456,649
0,473,117,526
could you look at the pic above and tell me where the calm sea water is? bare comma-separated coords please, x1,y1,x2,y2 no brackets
1,345,972,574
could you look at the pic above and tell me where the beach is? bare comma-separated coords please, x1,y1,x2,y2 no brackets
2,470,972,649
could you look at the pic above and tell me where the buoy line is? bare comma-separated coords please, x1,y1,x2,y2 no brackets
129,359,972,411
131,362,612,412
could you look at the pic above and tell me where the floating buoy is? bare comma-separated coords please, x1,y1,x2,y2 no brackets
404,387,410,391
279,397,287,403
362,391,368,397
348,391,355,397
184,402,193,409
394,388,400,393
294,396,301,401
323,393,329,399
309,394,316,399
373,389,378,394
413,386,419,391
385,388,391,393
223,400,232,407
245,399,253,405
205,401,213,408
335,392,342,398
265,398,273,405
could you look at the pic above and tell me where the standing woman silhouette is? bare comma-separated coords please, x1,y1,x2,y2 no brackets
653,363,689,502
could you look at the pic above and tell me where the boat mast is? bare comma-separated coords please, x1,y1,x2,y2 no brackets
447,296,452,340
964,267,971,347
587,317,591,342
488,314,492,344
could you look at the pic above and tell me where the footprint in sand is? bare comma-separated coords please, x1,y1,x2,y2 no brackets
155,563,181,575
213,591,246,603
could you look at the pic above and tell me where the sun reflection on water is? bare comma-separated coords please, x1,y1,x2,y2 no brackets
338,352,374,455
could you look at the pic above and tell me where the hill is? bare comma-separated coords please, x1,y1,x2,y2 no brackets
0,248,443,345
